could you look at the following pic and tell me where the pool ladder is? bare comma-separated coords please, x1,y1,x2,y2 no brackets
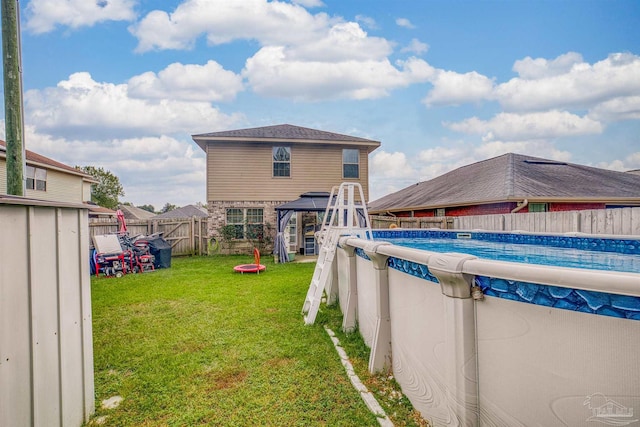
302,183,373,325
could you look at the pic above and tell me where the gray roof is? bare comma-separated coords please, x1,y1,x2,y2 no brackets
154,204,208,219
192,124,380,152
275,192,332,212
368,153,640,213
118,204,156,220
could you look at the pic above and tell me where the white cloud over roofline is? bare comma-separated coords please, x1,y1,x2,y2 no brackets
24,72,243,139
128,61,244,102
23,125,207,208
243,48,434,101
444,111,603,141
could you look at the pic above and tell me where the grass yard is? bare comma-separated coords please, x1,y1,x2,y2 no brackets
89,255,427,426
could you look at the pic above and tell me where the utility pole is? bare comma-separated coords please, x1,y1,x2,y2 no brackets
2,0,25,196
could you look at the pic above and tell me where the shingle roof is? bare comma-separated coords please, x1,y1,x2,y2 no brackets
192,124,380,151
118,204,157,220
275,192,332,212
154,204,208,219
368,153,640,213
0,140,94,180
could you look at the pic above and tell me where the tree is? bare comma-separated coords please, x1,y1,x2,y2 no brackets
138,204,156,213
78,166,124,210
160,203,177,214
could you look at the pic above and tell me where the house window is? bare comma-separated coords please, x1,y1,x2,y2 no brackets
273,146,291,177
529,203,547,212
26,166,47,191
343,149,359,178
226,208,264,239
436,208,445,217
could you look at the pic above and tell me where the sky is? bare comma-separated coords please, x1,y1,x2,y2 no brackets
3,0,640,209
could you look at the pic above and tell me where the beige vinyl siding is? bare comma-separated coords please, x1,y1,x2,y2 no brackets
1,158,86,203
0,159,6,194
207,142,371,202
26,168,84,203
83,181,92,202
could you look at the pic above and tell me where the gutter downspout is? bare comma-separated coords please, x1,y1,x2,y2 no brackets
511,199,528,213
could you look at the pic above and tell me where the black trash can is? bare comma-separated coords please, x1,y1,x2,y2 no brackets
148,236,172,269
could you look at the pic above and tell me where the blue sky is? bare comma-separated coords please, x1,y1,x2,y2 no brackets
6,0,640,209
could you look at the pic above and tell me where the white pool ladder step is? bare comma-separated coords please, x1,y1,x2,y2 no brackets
302,182,373,325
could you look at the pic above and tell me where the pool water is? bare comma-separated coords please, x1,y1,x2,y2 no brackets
387,237,640,273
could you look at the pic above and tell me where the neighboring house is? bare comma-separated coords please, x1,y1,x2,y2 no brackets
154,204,208,219
86,202,117,219
0,140,96,204
368,153,640,217
118,204,157,220
192,124,380,253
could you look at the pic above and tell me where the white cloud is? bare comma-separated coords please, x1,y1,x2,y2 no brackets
291,0,325,7
588,96,640,122
130,0,334,52
24,72,243,139
423,70,495,106
368,150,418,202
128,61,244,102
243,47,433,101
401,38,429,55
473,140,572,162
417,146,467,163
371,151,416,178
25,0,136,34
512,52,584,80
285,22,393,62
445,111,603,141
355,15,377,30
597,152,640,171
24,125,207,207
395,18,415,29
496,52,640,112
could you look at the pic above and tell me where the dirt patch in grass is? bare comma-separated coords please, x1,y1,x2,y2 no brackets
205,369,248,391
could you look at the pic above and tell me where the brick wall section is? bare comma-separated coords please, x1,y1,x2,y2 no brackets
208,200,286,254
377,202,610,219
548,202,605,212
446,202,516,216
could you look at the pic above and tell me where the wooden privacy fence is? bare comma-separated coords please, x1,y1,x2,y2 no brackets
370,215,454,230
371,206,640,236
89,217,209,256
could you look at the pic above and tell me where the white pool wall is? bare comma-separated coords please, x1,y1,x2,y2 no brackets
335,233,640,427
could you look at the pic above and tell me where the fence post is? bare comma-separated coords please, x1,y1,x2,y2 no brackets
190,216,195,256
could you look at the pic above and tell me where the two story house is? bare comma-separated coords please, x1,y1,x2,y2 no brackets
192,124,381,254
0,140,97,205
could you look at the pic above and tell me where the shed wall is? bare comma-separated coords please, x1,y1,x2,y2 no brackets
0,202,94,427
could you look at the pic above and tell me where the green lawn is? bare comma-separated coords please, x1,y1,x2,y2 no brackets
89,255,426,426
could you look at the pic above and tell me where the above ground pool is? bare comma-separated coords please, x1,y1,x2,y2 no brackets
337,229,640,427
373,229,640,273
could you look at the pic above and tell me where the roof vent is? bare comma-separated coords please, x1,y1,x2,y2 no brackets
523,159,567,166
